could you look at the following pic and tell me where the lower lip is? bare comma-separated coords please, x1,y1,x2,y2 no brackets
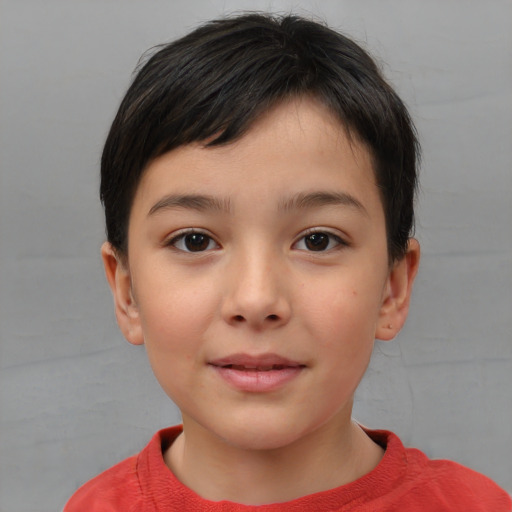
211,366,304,392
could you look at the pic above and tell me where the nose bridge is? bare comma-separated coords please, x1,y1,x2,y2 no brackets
223,240,290,328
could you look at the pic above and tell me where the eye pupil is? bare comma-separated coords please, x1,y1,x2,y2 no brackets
184,233,209,252
305,233,329,251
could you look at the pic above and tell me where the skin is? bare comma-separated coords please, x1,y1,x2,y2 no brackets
102,97,420,505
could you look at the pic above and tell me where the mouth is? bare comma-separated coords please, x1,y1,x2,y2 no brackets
209,354,305,392
219,363,298,371
209,353,304,370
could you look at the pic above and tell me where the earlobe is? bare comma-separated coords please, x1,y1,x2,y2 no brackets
375,238,420,341
101,242,144,345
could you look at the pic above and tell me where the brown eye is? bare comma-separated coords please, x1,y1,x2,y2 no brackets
294,231,346,252
304,232,330,251
184,233,210,251
170,231,218,252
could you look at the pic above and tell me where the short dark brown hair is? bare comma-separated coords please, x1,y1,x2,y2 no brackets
101,13,420,261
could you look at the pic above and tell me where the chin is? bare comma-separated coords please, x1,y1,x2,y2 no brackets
225,433,300,452
213,417,314,452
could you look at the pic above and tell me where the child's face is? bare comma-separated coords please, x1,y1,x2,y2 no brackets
104,97,417,451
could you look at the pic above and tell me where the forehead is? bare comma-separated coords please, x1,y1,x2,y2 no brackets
132,97,381,217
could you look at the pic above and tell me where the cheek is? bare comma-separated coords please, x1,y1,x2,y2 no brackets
135,271,220,355
135,277,218,403
303,279,383,340
315,289,378,381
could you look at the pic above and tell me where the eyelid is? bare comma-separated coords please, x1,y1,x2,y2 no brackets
293,227,349,251
164,228,220,253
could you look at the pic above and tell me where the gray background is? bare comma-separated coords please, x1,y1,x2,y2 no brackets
1,1,511,510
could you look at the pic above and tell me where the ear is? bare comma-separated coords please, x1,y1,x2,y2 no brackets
375,238,420,341
101,242,144,345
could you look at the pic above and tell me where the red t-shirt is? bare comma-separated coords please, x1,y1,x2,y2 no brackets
64,426,511,511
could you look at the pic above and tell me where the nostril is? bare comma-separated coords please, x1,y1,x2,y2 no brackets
267,314,279,321
234,315,245,322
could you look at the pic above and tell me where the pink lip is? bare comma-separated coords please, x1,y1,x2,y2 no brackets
209,353,305,392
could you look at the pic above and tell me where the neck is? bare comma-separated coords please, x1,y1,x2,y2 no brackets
165,414,383,505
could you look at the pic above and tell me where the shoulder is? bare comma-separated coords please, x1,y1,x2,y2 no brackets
411,455,511,511
369,429,511,511
63,454,141,512
63,426,183,512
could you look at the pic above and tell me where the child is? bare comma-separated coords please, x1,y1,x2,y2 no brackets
65,13,511,511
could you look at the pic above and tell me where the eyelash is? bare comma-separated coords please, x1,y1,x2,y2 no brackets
293,229,348,253
165,229,220,253
165,228,348,254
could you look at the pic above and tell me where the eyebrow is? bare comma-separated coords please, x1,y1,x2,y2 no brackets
148,194,232,216
278,191,367,215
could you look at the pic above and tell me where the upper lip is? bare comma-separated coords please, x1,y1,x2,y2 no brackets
209,353,305,370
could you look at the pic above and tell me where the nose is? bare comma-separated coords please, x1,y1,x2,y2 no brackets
221,249,292,330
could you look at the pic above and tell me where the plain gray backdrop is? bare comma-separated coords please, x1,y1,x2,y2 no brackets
1,1,511,511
